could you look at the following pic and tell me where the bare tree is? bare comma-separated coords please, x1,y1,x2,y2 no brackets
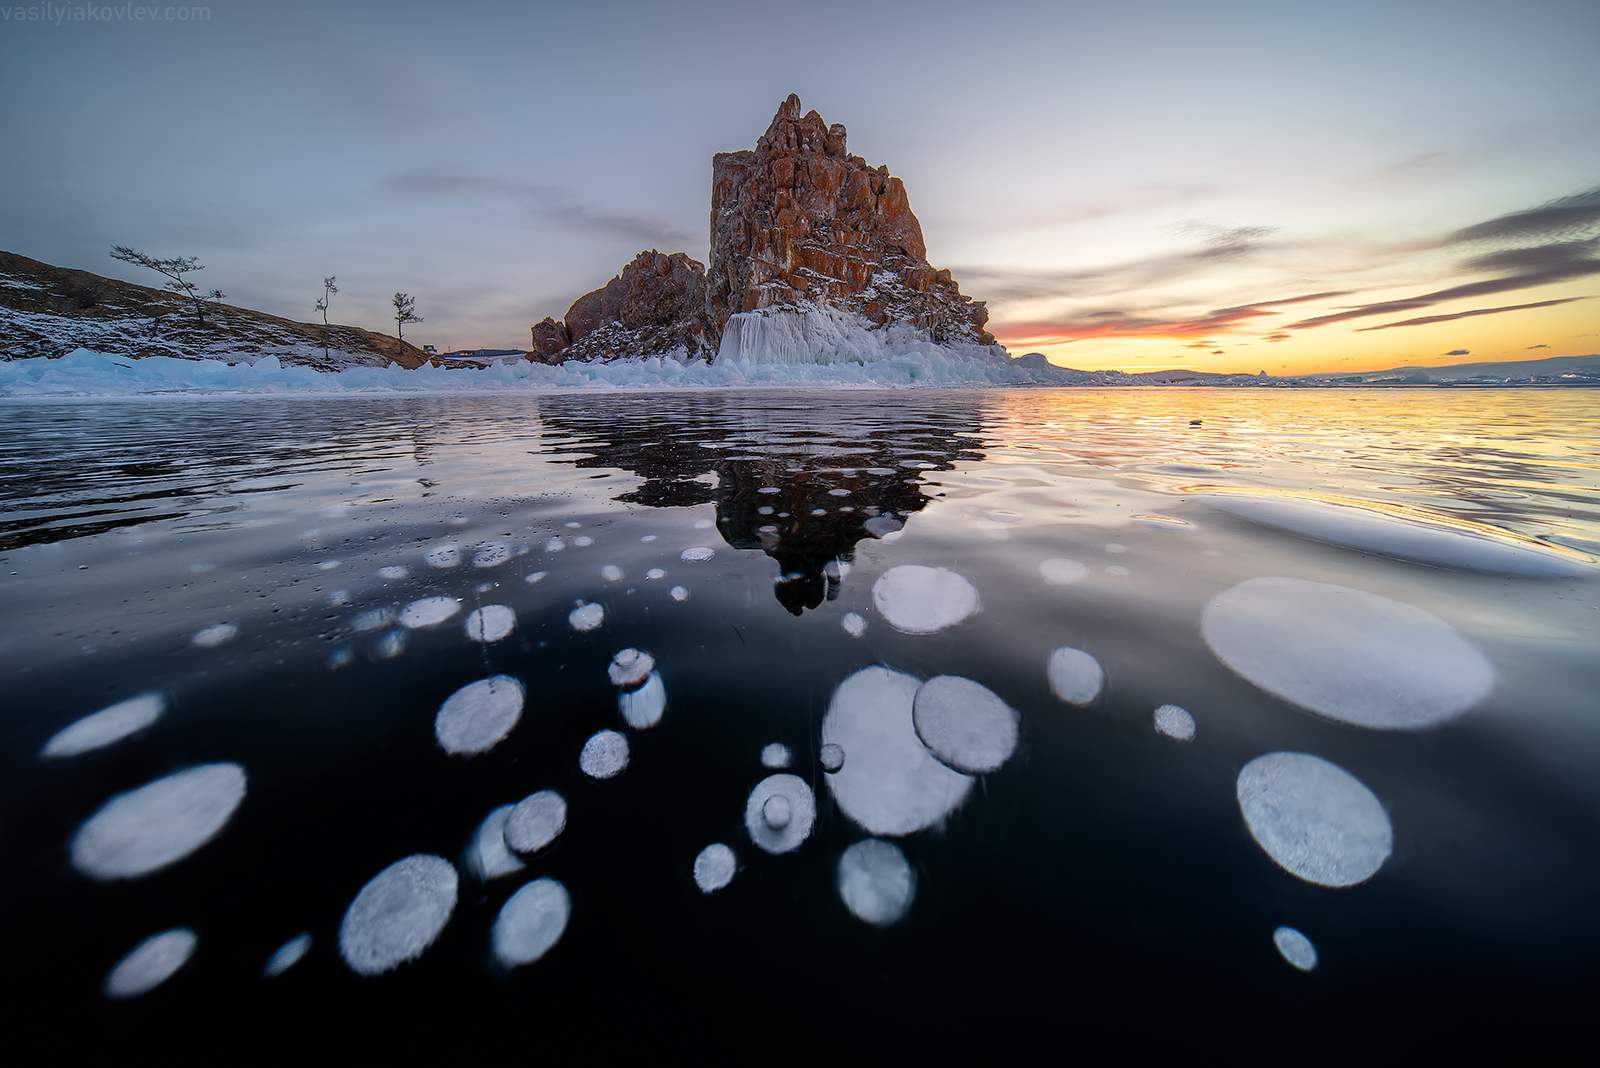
314,276,338,361
392,292,423,342
110,246,226,325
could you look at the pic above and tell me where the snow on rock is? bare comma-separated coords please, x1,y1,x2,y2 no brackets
569,601,605,632
580,729,629,779
1153,704,1196,741
694,843,737,893
1039,558,1089,586
1047,647,1104,706
871,565,979,634
1237,752,1392,888
263,933,312,978
466,805,526,881
104,928,197,998
911,675,1019,775
1273,926,1318,971
339,854,458,976
619,672,667,728
71,763,246,880
504,790,567,855
400,596,459,629
837,839,915,926
492,878,570,968
42,692,164,758
744,773,817,855
465,605,516,643
435,676,524,756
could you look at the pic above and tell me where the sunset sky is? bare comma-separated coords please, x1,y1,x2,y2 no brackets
2,0,1595,373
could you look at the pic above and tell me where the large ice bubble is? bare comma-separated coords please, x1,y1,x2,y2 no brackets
1047,648,1104,706
466,805,526,880
435,675,524,756
619,672,667,729
1237,752,1392,888
43,693,164,758
580,729,629,779
338,854,459,976
760,742,792,768
822,667,972,836
104,928,196,998
492,878,570,968
504,790,567,855
837,839,915,926
871,565,980,635
911,675,1019,775
1153,704,1196,741
425,544,461,569
465,605,516,643
191,623,238,648
1202,577,1493,730
745,773,817,854
1273,926,1318,971
400,596,460,629
694,843,737,893
72,763,247,880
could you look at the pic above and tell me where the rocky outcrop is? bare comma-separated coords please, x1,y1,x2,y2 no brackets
530,250,711,363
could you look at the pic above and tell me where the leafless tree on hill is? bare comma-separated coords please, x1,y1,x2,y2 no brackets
392,292,422,342
109,246,226,325
315,276,337,360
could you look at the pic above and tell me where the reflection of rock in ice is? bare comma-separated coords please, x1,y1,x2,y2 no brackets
871,565,980,634
619,672,667,728
473,542,511,568
1273,926,1318,971
504,790,567,854
191,623,238,648
580,729,629,779
72,763,247,880
608,648,655,687
353,607,396,632
465,605,516,643
1153,704,1196,741
104,928,196,998
760,742,792,768
568,602,604,632
1202,577,1493,730
669,586,689,602
693,843,737,893
820,743,845,773
681,546,715,563
263,933,312,978
1206,493,1593,576
601,564,623,582
745,773,817,854
822,667,972,836
912,676,1019,774
492,878,571,968
466,805,526,880
339,854,458,976
42,693,164,758
1039,558,1089,586
435,676,524,756
379,565,408,580
425,544,461,569
1237,752,1392,888
1047,648,1104,706
842,612,867,637
837,839,915,926
400,596,460,629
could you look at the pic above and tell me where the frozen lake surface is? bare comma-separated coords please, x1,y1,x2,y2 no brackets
3,388,1598,1045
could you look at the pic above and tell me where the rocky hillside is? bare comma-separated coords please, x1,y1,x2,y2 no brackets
0,250,427,370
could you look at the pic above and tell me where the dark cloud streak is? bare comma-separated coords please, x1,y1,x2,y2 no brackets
1354,298,1584,331
382,169,690,245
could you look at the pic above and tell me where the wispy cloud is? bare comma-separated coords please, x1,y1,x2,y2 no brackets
1354,297,1584,331
989,290,1345,346
1445,185,1600,245
382,169,690,245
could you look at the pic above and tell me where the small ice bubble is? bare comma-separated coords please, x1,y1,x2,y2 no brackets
812,508,827,516
42,693,164,758
1237,752,1392,887
263,933,312,978
400,596,460,629
465,605,516,643
569,602,604,632
828,489,851,497
353,607,396,631
327,590,352,607
1153,704,1196,741
317,560,342,571
601,564,623,582
758,506,775,515
435,675,524,756
745,774,816,854
842,612,867,638
104,928,197,999
475,582,495,593
1273,926,1318,971
516,544,530,555
572,536,594,547
669,586,689,602
580,729,629,779
467,805,525,880
1105,543,1128,554
503,790,567,855
645,568,665,580
1106,565,1131,575
378,565,408,581
565,522,581,529
695,517,715,528
492,878,570,968
820,743,845,773
681,547,714,563
1039,558,1089,586
758,525,779,534
871,565,979,634
524,571,547,584
446,516,470,527
619,672,667,728
473,542,512,568
837,839,915,926
757,488,780,495
911,676,1020,775
374,630,405,659
761,743,792,768
185,562,215,574
1047,647,1104,706
640,534,658,542
608,648,656,688
191,623,238,648
338,855,458,976
327,648,355,669
693,843,737,893
544,538,566,552
71,763,247,880
425,545,461,569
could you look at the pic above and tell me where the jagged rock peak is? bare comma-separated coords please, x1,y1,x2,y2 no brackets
530,249,710,363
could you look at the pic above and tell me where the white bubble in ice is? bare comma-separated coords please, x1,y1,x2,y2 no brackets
572,536,594,547
1105,565,1131,575
745,774,817,854
1047,648,1104,706
466,805,526,880
425,545,461,569
1202,577,1493,730
822,667,972,836
104,928,196,998
378,565,409,580
191,623,238,648
317,560,342,571
353,607,396,632
493,878,570,968
504,790,567,855
564,522,582,529
911,675,1019,775
862,515,904,538
544,537,566,553
641,534,658,542
400,596,459,629
645,568,665,580
43,693,164,758
608,648,656,687
669,586,689,602
1039,558,1089,586
524,571,547,584
871,565,980,635
601,564,623,582
820,743,845,773
71,763,247,880
569,602,604,632
1153,704,1196,741
837,839,915,926
841,612,867,637
619,672,667,729
338,854,458,976
263,933,312,978
580,729,629,779
761,743,792,768
693,843,737,893
681,547,715,563
1237,752,1392,888
473,542,512,569
328,590,352,607
1104,543,1128,554
435,675,524,756
1273,926,1318,971
464,605,516,643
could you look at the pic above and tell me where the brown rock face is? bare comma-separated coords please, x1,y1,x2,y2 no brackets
530,250,711,362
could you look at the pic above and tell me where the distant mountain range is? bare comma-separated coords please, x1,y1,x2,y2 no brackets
1025,353,1600,386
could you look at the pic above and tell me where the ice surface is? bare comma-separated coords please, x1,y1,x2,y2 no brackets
353,607,396,631
400,596,459,628
569,602,604,632
338,854,458,976
1206,493,1594,576
472,542,512,568
693,843,737,893
680,547,715,563
580,729,629,779
601,564,623,582
911,675,1019,775
669,586,689,602
191,623,238,648
645,568,665,580
1039,558,1089,586
465,605,516,643
820,743,846,773
504,790,567,855
871,565,980,634
608,648,656,687
837,839,915,926
1273,926,1318,971
822,667,973,836
842,612,867,637
492,878,570,968
619,672,667,728
425,545,461,569
435,675,524,756
104,928,196,998
1237,752,1391,887
378,565,408,580
745,773,817,854
263,933,312,978
824,559,851,581
42,692,164,757
72,763,246,880
761,743,792,768
466,805,526,880
1047,648,1104,706
1202,577,1493,730
1153,704,1196,741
